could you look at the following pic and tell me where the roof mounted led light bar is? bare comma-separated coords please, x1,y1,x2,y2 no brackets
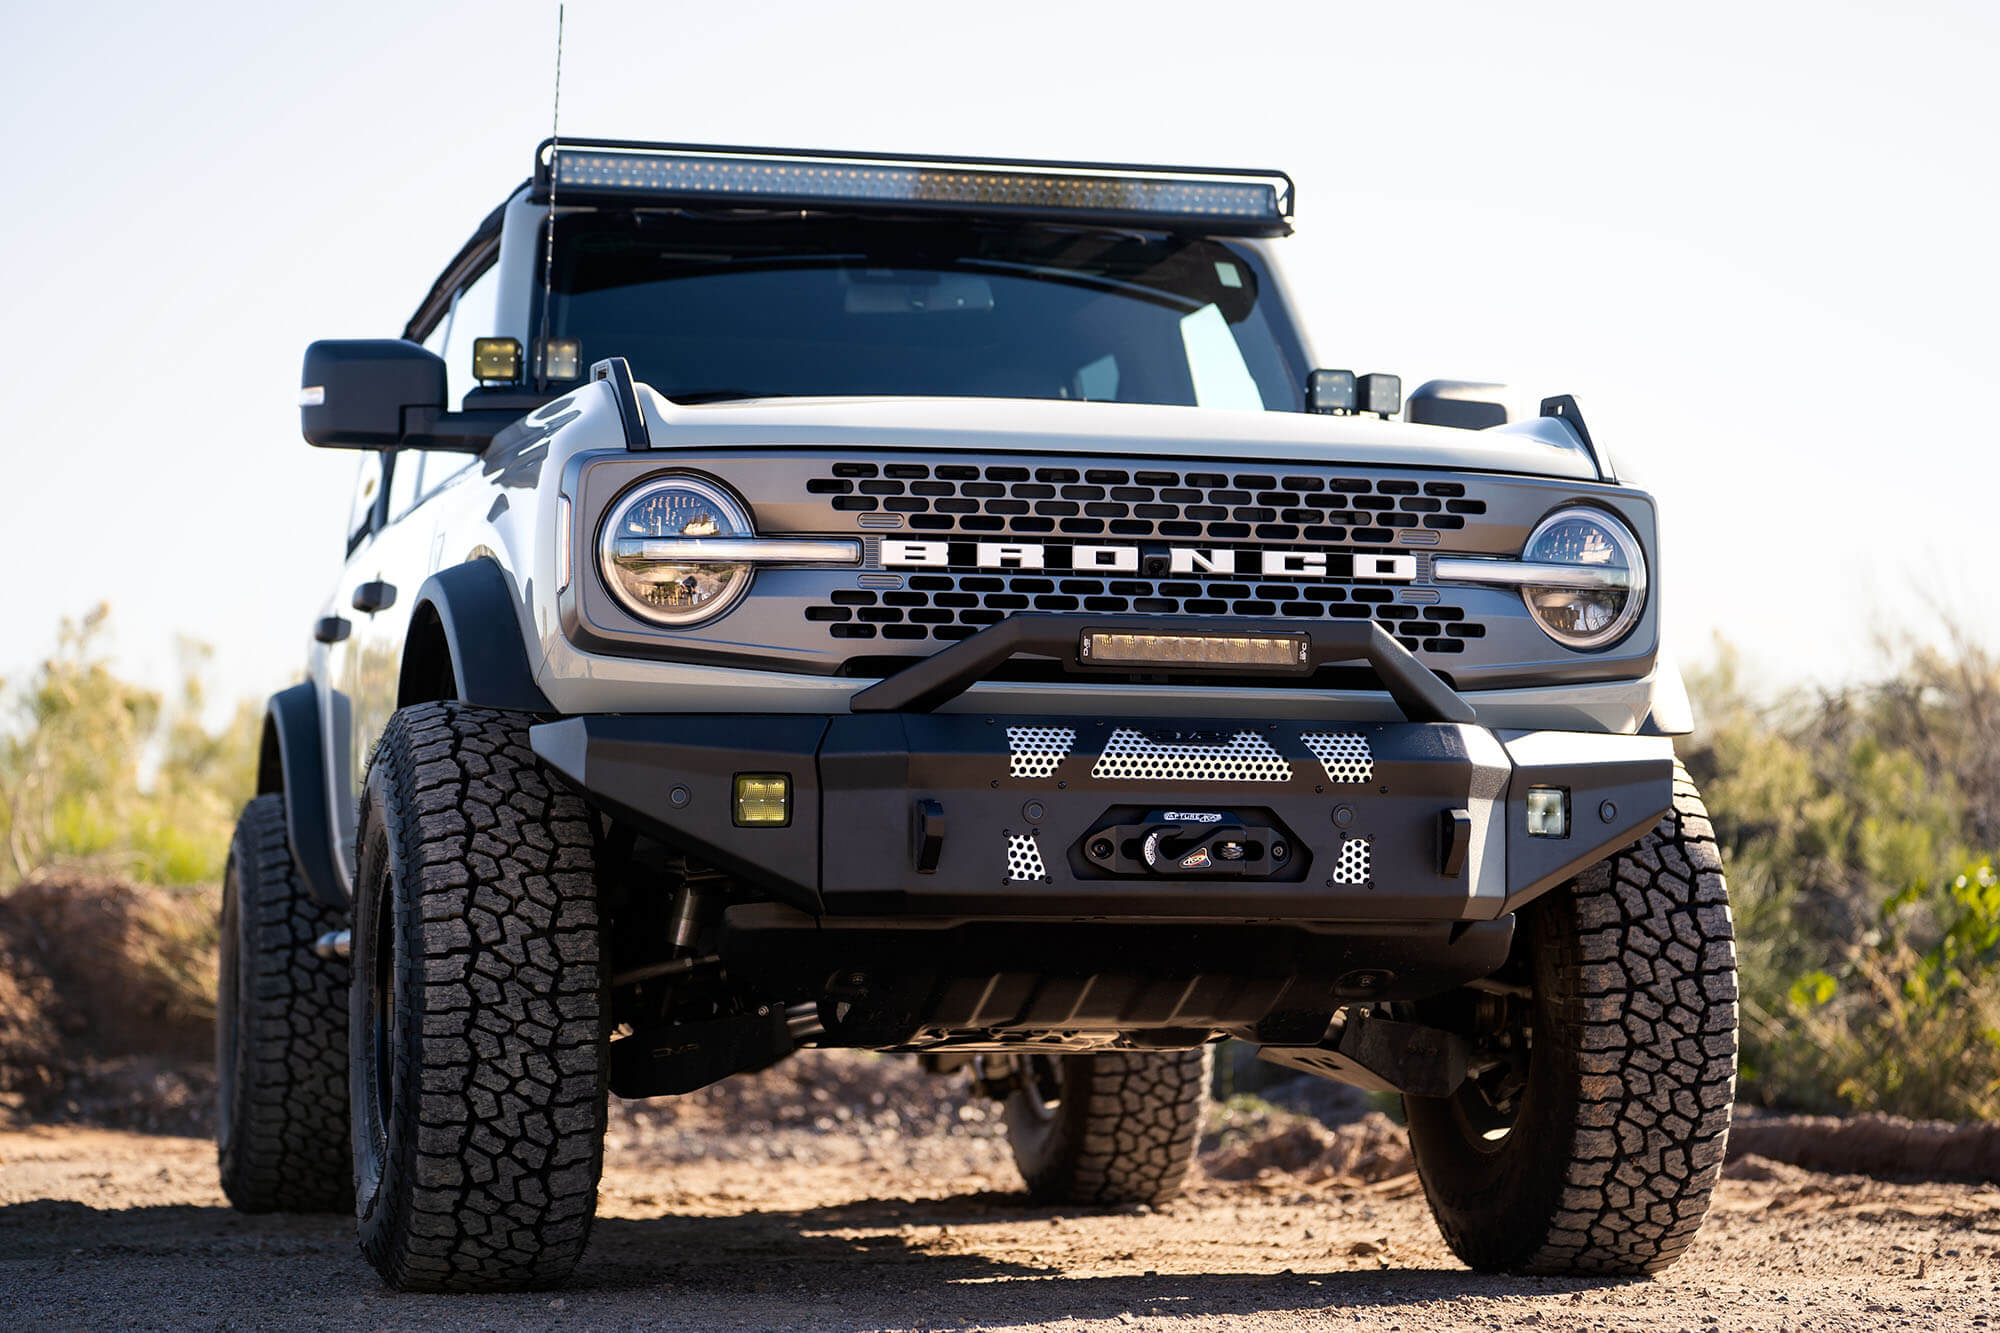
532,139,1294,236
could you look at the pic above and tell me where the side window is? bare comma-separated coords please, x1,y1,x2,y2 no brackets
440,260,501,410
385,451,425,521
346,453,385,552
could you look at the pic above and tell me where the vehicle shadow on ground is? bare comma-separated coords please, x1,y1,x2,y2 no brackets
0,1192,1635,1330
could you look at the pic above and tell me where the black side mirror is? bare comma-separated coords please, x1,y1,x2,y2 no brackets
299,340,447,449
1407,380,1512,430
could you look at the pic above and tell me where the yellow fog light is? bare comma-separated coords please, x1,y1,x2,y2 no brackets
538,337,582,381
733,774,791,826
472,336,522,383
1526,787,1569,839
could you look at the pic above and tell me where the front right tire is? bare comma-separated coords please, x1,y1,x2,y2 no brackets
1404,761,1738,1274
1004,1048,1212,1205
350,703,608,1292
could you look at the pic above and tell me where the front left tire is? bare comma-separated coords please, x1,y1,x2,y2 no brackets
350,703,609,1292
216,793,352,1213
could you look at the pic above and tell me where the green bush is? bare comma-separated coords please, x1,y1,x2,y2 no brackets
0,606,255,892
1683,638,2000,1121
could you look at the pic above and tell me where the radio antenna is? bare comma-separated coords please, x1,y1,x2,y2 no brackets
536,2,565,392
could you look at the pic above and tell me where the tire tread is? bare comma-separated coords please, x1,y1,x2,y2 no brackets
217,793,351,1213
1010,1048,1211,1206
1411,761,1738,1274
355,702,605,1293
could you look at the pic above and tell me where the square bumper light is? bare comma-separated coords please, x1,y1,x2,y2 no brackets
1525,786,1570,839
734,773,791,826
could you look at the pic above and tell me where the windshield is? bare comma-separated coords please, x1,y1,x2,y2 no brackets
542,214,1308,410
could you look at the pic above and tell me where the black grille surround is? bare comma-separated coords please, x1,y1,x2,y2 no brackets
806,460,1488,655
560,447,1662,691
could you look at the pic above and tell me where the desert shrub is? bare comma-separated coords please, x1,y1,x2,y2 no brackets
1684,637,2000,1120
0,606,256,892
1782,859,2000,1121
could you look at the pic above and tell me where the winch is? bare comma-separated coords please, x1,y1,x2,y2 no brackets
1082,808,1296,879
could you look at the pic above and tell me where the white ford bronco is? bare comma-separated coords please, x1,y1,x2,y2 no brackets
217,139,1737,1291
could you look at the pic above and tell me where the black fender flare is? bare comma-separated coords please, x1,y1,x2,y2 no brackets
406,559,556,713
256,683,347,909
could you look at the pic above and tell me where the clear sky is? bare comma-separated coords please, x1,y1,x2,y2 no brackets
3,0,1996,710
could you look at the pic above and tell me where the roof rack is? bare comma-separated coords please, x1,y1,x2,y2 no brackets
530,138,1294,237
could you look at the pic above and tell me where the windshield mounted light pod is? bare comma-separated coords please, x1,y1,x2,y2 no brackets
538,338,582,381
597,474,861,627
1306,369,1356,415
1357,373,1402,418
472,337,522,383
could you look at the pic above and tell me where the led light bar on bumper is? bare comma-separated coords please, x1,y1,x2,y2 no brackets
534,139,1294,236
1081,630,1308,671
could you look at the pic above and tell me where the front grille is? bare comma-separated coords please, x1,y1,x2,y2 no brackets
809,572,1487,654
807,461,1486,542
571,445,1654,687
801,456,1497,653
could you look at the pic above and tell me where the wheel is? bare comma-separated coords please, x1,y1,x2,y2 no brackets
216,793,352,1213
1404,761,1738,1274
350,702,608,1292
1004,1047,1212,1205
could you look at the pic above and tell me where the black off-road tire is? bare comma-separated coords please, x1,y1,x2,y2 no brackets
350,703,607,1293
1405,761,1738,1274
216,793,352,1213
1004,1047,1212,1205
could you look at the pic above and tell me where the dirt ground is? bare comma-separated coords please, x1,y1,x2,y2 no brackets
4,880,1997,1330
4,1055,1998,1333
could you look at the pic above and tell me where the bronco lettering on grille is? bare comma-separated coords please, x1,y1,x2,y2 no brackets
881,540,1415,582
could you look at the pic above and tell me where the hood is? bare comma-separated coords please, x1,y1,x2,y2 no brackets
634,390,1604,481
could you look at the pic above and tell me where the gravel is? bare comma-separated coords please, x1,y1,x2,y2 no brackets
3,1051,1997,1331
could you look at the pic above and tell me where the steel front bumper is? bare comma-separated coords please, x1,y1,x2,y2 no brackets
528,709,1672,923
532,614,1672,923
532,619,1674,1046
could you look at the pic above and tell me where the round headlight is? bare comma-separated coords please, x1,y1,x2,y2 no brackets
1518,507,1647,650
599,474,755,626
